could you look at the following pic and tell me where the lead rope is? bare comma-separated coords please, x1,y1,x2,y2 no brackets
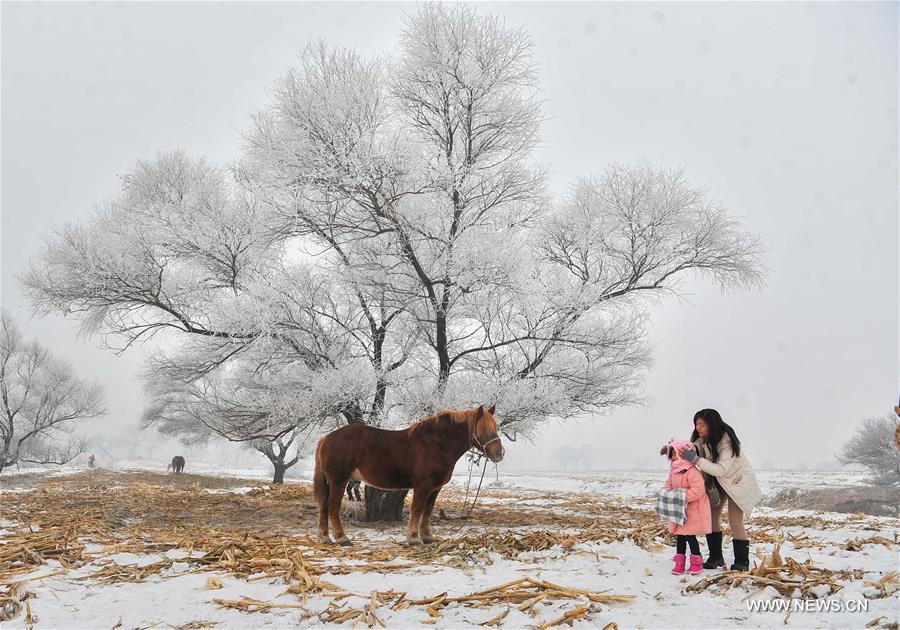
461,450,489,518
445,450,487,534
461,418,483,516
461,450,478,509
465,453,489,518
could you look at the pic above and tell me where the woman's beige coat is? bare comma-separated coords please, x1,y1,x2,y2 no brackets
696,434,762,515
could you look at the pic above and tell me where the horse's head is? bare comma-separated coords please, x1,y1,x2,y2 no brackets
472,405,504,463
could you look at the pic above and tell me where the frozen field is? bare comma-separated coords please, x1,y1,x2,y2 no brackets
2,459,874,495
1,466,896,629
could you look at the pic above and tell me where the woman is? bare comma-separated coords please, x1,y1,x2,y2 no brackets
680,408,761,571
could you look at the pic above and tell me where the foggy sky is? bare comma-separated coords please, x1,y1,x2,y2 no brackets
2,2,896,472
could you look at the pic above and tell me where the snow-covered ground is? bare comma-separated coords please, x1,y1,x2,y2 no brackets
3,458,871,491
1,467,896,629
453,469,875,500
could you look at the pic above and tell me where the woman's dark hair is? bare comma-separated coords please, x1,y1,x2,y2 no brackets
690,408,741,461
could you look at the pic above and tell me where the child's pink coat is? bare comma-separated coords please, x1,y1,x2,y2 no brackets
665,465,712,536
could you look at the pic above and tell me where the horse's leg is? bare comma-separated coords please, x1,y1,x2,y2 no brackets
419,488,440,544
406,487,428,546
317,500,330,544
314,469,331,543
327,473,352,546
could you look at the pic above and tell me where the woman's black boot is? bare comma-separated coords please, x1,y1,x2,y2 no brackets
730,539,750,571
703,532,725,569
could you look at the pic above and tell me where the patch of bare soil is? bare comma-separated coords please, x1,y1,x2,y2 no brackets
767,485,899,517
2,470,313,534
2,469,268,491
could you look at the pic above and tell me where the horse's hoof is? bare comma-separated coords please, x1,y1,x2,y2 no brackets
336,537,352,547
422,536,435,545
406,538,422,547
317,534,332,545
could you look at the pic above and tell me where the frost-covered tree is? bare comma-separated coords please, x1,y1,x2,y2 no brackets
21,153,381,483
244,5,765,438
141,341,373,483
838,413,900,486
0,312,106,471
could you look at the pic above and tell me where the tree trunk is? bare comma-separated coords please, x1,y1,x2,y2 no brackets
435,308,451,386
256,438,299,486
272,463,286,485
364,486,408,522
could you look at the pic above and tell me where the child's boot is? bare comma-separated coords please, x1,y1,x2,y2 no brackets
671,554,686,575
688,554,704,574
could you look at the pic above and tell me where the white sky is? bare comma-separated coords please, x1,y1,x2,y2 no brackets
2,2,897,471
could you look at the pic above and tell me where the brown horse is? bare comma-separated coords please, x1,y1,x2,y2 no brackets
314,405,504,546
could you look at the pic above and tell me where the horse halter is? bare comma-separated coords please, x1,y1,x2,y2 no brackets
471,413,501,454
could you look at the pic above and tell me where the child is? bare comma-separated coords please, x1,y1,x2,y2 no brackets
663,439,711,575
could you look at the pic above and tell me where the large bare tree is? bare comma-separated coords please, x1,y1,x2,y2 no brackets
244,5,765,437
0,312,106,472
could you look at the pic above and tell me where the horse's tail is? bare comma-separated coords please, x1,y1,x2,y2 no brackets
166,463,172,472
313,438,329,509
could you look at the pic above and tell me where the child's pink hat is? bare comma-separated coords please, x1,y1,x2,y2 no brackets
666,438,697,473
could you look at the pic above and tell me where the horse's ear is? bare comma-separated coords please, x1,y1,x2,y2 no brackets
476,405,484,417
488,404,496,415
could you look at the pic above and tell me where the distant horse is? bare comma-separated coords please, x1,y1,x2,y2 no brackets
167,455,185,473
345,479,363,502
314,405,504,546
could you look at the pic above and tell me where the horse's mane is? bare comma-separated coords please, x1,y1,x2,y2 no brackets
407,409,471,437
